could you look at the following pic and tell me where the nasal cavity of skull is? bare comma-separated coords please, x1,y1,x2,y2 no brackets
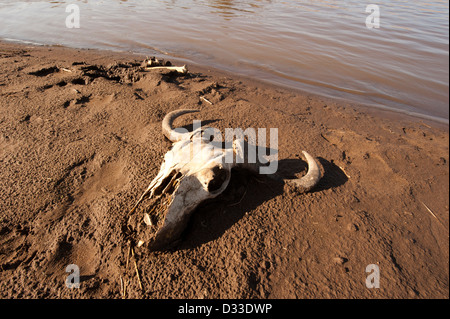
154,170,182,195
207,166,229,193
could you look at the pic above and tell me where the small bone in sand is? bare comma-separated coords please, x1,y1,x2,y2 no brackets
200,96,213,105
145,65,188,74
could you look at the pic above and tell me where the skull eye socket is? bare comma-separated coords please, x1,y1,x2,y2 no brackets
207,166,229,193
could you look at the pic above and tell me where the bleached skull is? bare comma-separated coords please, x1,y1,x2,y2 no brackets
129,109,321,250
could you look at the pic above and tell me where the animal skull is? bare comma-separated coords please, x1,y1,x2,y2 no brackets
129,109,321,250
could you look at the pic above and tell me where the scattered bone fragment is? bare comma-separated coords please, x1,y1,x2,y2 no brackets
142,57,187,74
200,96,213,105
143,213,152,226
144,65,188,74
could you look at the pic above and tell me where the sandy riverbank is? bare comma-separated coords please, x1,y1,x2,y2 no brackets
0,42,448,298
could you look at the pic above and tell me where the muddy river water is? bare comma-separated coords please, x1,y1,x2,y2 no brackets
0,0,448,123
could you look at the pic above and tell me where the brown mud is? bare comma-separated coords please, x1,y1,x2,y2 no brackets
0,42,448,298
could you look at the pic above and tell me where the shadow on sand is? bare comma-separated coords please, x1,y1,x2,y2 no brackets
175,156,348,251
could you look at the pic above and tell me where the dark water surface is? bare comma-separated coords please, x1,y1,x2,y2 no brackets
1,0,448,123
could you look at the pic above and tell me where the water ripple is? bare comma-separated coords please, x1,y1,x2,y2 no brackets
0,0,448,122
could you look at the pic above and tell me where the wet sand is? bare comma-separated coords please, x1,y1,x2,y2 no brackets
0,42,448,298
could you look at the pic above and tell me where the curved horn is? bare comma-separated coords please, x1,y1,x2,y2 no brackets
284,151,321,192
162,109,199,142
233,139,321,193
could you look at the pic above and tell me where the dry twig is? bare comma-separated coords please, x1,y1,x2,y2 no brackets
131,247,144,291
